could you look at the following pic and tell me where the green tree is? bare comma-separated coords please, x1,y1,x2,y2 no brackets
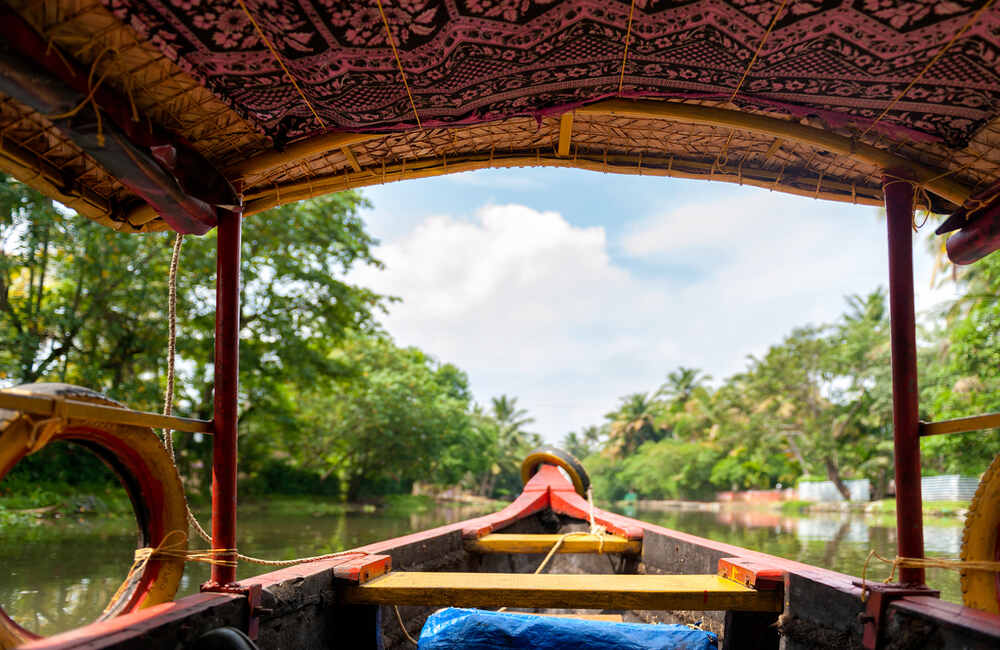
291,335,480,500
605,392,663,457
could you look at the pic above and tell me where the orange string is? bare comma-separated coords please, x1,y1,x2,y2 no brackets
617,0,637,96
236,0,325,129
376,0,423,129
729,0,789,102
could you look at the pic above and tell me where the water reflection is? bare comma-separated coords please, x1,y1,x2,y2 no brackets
1,502,966,637
635,508,963,604
0,501,496,636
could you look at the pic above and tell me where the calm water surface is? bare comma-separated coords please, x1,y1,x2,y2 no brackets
1,502,964,637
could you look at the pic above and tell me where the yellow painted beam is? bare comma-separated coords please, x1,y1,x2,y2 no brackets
341,146,362,173
0,390,213,434
920,412,1000,436
228,132,377,178
244,151,888,216
466,534,640,554
577,99,970,206
339,572,783,612
558,112,573,157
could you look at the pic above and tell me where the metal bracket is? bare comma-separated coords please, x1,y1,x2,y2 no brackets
852,581,939,650
201,581,265,640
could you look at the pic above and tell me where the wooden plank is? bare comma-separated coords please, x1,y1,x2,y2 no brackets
341,146,363,173
0,391,213,433
466,533,641,555
558,112,573,157
718,557,784,590
339,572,783,612
919,412,1000,436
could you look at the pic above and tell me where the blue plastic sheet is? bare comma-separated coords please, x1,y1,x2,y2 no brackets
417,608,718,650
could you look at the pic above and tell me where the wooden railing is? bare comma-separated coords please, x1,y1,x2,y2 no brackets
919,412,1000,437
0,390,212,433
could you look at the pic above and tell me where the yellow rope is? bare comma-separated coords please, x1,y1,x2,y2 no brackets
496,489,608,613
376,0,423,129
235,0,325,129
617,0,637,96
860,549,1000,602
160,234,378,568
861,0,996,138
729,0,789,103
103,531,236,614
393,604,419,645
47,46,117,146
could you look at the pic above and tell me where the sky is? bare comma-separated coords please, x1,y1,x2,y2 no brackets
349,168,955,443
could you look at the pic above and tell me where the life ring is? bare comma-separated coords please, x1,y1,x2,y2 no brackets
961,452,1000,614
0,383,188,648
521,447,590,497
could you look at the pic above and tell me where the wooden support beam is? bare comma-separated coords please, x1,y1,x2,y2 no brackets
578,99,971,207
0,5,235,234
342,146,362,173
465,533,640,555
244,149,888,216
558,112,573,157
920,412,1000,437
0,390,212,433
339,572,783,612
228,133,377,179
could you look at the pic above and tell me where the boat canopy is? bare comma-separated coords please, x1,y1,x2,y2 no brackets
0,0,998,232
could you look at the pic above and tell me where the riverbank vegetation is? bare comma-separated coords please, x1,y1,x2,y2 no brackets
564,248,1000,502
1,176,538,512
3,174,1000,514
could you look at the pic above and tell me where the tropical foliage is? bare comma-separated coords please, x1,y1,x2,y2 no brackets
568,273,1000,501
0,176,521,501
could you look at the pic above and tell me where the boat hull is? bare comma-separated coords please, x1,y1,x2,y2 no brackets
18,468,1000,650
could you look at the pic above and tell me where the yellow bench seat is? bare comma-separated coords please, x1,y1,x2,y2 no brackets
339,571,782,612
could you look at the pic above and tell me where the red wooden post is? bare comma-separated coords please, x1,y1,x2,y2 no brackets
883,172,925,586
210,207,242,586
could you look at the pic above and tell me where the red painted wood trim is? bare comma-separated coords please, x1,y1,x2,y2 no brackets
18,593,241,649
892,595,1000,640
331,555,392,584
209,208,242,586
718,557,785,591
460,490,549,539
549,489,644,539
884,170,925,586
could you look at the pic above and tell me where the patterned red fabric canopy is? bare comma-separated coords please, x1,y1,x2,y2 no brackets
106,0,1000,148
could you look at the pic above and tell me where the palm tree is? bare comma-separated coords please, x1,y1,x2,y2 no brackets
657,367,711,410
604,392,661,457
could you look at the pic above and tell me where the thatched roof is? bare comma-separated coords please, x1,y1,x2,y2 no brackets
1,0,999,232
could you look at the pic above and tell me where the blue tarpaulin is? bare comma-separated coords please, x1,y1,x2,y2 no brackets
417,608,718,650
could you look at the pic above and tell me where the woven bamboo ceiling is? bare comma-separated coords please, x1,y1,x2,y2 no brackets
0,0,998,232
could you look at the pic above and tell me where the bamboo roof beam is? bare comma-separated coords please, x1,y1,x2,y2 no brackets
243,150,888,216
342,146,362,173
227,132,378,179
558,112,573,157
578,99,972,206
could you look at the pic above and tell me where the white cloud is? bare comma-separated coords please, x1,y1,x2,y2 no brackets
353,193,947,441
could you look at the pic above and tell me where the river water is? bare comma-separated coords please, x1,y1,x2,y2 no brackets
1,502,964,638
